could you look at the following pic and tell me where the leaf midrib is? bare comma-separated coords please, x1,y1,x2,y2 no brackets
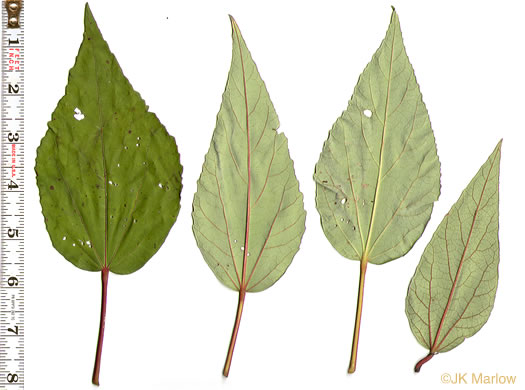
88,29,109,270
362,25,397,262
232,21,251,291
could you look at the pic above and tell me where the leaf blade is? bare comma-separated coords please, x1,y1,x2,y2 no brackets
406,141,501,369
314,9,441,265
35,4,183,275
192,17,306,293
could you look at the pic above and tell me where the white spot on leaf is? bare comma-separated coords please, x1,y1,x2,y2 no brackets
74,107,84,121
363,109,372,118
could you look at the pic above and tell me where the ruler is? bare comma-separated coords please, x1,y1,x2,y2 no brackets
0,1,23,389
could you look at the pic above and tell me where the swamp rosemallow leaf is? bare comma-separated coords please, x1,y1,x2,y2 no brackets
192,16,306,377
35,4,182,385
313,8,440,373
406,141,502,372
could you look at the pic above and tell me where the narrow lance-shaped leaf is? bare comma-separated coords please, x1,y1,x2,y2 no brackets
313,8,440,373
406,141,502,372
35,4,182,385
192,16,306,377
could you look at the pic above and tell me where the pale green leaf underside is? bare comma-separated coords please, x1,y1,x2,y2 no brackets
406,141,501,354
35,4,182,275
314,9,440,265
192,17,306,293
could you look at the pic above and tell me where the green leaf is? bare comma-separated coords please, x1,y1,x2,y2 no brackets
406,141,502,372
35,4,182,385
313,8,440,373
192,16,306,377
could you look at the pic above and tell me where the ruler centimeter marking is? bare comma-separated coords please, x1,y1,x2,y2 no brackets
0,1,24,389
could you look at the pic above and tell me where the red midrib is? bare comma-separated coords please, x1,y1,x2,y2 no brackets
101,123,108,270
233,25,251,291
430,151,499,353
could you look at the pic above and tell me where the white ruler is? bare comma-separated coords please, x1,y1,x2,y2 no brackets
0,1,24,389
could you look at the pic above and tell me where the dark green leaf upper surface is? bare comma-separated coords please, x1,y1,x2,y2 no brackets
35,4,182,274
314,9,440,265
192,17,306,293
406,141,501,354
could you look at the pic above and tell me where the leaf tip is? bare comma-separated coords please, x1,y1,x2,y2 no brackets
83,2,104,42
228,14,238,30
228,15,244,45
387,5,401,33
390,5,399,23
84,2,93,21
492,138,503,157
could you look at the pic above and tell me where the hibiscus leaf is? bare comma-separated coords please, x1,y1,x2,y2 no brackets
406,141,502,372
35,4,182,385
192,16,306,377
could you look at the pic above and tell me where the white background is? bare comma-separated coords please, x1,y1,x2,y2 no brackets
25,0,523,389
